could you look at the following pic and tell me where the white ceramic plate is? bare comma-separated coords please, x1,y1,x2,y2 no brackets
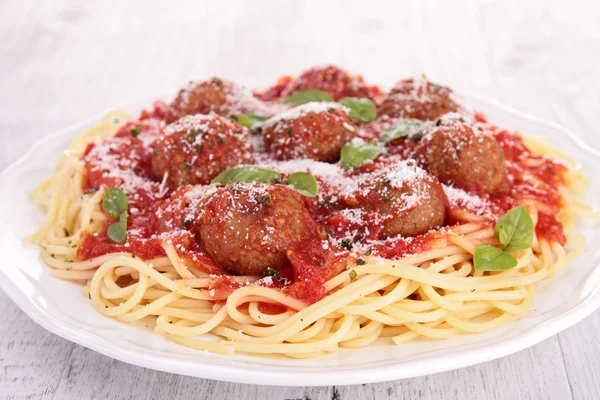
2,92,600,386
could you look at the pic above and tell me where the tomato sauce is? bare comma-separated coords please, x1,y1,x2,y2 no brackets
76,70,573,305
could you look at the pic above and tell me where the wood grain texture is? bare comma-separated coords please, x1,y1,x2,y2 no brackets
1,0,599,399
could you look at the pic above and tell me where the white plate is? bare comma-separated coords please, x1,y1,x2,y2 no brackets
2,92,600,386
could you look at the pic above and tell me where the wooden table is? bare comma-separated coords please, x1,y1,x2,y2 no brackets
1,1,599,399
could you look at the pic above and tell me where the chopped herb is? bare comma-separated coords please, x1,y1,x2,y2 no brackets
183,162,191,169
326,227,334,237
263,267,281,280
257,194,272,205
182,218,193,229
215,135,224,143
340,239,353,250
382,193,392,201
365,248,372,256
349,270,357,282
356,259,365,265
130,126,142,137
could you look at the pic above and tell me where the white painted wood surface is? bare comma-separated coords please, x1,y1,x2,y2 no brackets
1,0,599,398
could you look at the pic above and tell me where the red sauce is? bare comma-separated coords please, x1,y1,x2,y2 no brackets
258,303,288,314
76,70,573,305
536,213,567,246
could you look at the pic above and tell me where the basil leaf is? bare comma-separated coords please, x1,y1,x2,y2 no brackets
286,172,318,197
494,205,534,252
237,114,269,130
211,166,282,185
474,244,518,271
339,97,377,122
102,187,128,219
282,90,333,106
107,212,128,244
380,119,424,143
340,140,381,170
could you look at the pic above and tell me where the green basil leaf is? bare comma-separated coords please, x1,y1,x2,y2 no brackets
211,166,282,185
474,244,518,271
379,119,424,143
237,114,269,130
282,90,333,106
286,172,318,197
494,205,534,252
340,140,381,170
339,97,377,122
102,187,128,219
107,212,128,244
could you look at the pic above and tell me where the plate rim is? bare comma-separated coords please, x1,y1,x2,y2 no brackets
1,90,600,386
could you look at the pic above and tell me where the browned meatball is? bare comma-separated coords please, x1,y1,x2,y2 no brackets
348,160,446,238
263,103,356,161
279,65,383,101
167,77,280,123
415,116,507,195
152,114,254,188
378,78,459,121
197,184,321,275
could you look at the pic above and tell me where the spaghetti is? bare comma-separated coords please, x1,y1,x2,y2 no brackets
27,67,595,358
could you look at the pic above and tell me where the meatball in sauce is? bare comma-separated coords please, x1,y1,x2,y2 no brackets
349,161,447,238
378,78,460,121
257,65,383,102
263,102,356,162
152,114,254,188
415,114,508,195
167,77,284,122
197,184,322,276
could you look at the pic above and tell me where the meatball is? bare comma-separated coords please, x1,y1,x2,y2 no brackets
263,103,356,161
378,78,459,121
279,65,382,101
197,184,321,275
167,77,280,122
348,160,446,238
152,114,254,188
414,116,507,194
